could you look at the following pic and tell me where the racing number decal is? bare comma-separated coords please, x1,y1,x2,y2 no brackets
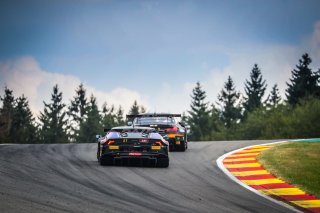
123,138,128,143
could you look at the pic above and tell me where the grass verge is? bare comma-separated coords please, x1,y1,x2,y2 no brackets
257,142,320,198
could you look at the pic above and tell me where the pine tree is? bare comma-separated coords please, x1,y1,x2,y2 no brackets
267,84,281,108
0,87,15,143
39,84,68,143
181,112,188,124
127,100,147,122
129,100,140,115
243,64,267,115
78,95,102,143
208,103,224,139
101,103,116,129
11,95,37,143
286,53,320,105
187,82,210,141
217,76,241,128
115,106,124,126
68,84,88,142
140,106,147,114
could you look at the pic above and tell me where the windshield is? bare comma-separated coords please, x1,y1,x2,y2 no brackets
133,117,176,125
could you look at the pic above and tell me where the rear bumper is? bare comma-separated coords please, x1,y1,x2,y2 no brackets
101,151,168,160
100,151,169,166
168,135,185,147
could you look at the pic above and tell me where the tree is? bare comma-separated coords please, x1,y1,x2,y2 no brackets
140,106,147,114
127,100,147,122
243,64,267,116
217,76,241,128
286,53,320,105
78,95,102,143
115,106,125,126
208,104,224,140
68,84,88,142
38,84,68,143
129,100,140,115
101,103,116,129
267,84,281,108
0,87,15,143
101,104,124,128
11,95,37,143
181,112,188,124
187,82,210,141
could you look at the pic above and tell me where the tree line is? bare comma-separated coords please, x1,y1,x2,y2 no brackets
0,84,146,144
0,53,319,143
186,53,320,140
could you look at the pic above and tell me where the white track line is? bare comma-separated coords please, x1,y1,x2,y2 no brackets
216,140,301,213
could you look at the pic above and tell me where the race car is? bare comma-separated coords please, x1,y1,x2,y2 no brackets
96,126,169,167
126,113,188,152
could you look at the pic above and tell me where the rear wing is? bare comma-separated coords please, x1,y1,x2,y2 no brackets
104,127,156,133
126,113,181,119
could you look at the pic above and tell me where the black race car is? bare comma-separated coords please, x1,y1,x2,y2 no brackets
96,126,169,167
127,113,188,152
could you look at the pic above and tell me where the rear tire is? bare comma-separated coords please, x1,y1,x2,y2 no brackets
156,158,169,168
184,133,188,150
97,144,101,160
180,141,186,152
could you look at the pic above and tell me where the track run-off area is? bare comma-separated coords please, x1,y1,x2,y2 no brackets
0,141,293,213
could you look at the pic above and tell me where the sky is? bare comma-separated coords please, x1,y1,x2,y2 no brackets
1,0,320,116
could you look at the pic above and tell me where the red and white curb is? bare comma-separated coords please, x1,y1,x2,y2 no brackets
216,141,320,213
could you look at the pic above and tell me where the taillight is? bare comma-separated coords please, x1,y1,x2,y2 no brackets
151,141,163,150
153,141,163,146
105,140,115,145
165,126,178,133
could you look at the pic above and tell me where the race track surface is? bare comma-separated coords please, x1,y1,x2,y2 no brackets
0,141,292,213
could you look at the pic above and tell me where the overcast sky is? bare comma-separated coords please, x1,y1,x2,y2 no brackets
1,0,320,115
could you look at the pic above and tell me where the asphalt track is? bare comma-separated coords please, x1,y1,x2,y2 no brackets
0,141,292,213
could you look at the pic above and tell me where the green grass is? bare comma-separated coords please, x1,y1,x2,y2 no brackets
257,142,320,198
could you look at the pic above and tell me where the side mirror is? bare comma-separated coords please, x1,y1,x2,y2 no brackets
96,134,102,139
127,121,133,126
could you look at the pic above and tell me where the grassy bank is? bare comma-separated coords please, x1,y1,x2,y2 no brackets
257,142,320,198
